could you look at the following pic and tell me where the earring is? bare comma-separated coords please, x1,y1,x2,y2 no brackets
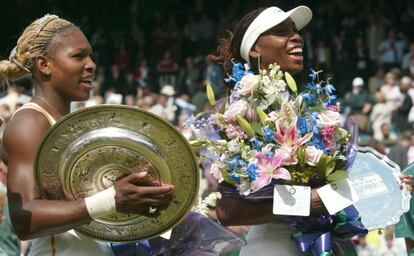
250,54,261,72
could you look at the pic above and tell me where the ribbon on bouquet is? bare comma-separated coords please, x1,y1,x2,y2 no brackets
111,212,246,256
287,205,367,256
111,240,153,256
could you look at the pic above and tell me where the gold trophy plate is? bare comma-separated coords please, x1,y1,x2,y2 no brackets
34,105,199,242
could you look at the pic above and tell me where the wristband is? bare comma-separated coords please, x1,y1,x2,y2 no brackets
85,186,117,219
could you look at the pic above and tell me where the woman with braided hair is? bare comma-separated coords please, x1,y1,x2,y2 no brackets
0,15,174,255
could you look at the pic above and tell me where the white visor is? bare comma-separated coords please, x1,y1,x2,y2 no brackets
240,6,313,64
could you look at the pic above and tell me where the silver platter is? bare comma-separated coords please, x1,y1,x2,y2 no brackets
348,146,411,230
34,105,199,242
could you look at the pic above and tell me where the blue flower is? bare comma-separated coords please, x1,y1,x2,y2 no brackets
323,95,338,108
246,163,258,181
227,156,244,170
250,137,264,151
305,82,317,90
224,63,253,84
309,68,319,82
262,126,275,142
301,92,316,105
297,117,308,135
309,137,325,150
324,83,336,95
229,173,241,184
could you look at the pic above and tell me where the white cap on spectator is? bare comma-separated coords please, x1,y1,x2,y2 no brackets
161,85,176,96
352,77,364,87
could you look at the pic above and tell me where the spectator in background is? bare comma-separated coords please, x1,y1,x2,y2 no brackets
370,91,393,141
353,37,370,80
344,77,373,133
157,50,178,88
113,43,131,72
315,40,331,72
353,235,377,256
175,94,196,117
121,71,139,104
377,122,398,146
0,85,31,113
392,76,413,133
204,57,225,98
177,56,201,96
191,83,208,113
102,65,126,97
134,58,149,89
378,30,407,70
303,30,315,70
378,225,407,256
402,42,414,72
388,134,411,169
405,58,414,82
149,85,178,124
368,66,385,96
380,71,402,110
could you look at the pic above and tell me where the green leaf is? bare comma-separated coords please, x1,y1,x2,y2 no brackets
236,115,254,137
206,83,216,107
325,159,337,177
251,122,264,136
284,72,297,94
327,170,348,184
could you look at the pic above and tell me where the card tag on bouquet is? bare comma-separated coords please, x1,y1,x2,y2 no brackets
317,179,359,215
160,229,172,240
273,185,310,216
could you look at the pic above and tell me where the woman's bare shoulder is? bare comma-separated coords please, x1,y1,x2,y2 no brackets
3,109,51,152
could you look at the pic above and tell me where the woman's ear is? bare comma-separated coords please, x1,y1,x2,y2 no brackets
248,49,261,72
34,56,51,76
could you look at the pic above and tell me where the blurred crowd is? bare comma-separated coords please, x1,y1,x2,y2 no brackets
1,0,414,255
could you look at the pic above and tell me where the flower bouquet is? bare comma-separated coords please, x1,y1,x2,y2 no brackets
186,63,367,255
188,64,350,194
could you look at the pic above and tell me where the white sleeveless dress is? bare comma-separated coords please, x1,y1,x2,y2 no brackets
240,222,298,256
14,103,113,256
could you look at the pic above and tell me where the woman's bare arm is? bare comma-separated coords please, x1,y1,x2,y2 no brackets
216,186,327,226
4,111,92,240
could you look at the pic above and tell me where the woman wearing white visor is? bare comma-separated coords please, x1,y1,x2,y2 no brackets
209,5,328,255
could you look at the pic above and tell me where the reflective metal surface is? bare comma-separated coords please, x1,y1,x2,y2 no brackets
34,105,199,242
349,146,411,230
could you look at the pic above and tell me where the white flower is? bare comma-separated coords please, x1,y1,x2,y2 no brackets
262,83,277,95
224,99,249,121
305,146,323,166
238,73,260,96
227,140,240,153
210,162,224,182
316,110,341,127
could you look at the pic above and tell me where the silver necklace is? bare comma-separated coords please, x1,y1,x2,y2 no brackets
33,95,63,117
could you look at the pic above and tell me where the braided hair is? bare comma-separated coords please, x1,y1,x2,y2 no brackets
0,14,77,83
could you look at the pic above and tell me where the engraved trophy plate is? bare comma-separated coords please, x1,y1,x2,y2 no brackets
348,146,411,230
34,105,199,242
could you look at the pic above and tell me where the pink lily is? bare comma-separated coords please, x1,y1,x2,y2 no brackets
251,152,291,191
274,120,313,165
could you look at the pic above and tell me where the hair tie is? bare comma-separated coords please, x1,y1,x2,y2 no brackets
8,46,30,73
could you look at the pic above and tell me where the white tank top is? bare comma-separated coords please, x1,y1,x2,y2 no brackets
15,102,113,256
